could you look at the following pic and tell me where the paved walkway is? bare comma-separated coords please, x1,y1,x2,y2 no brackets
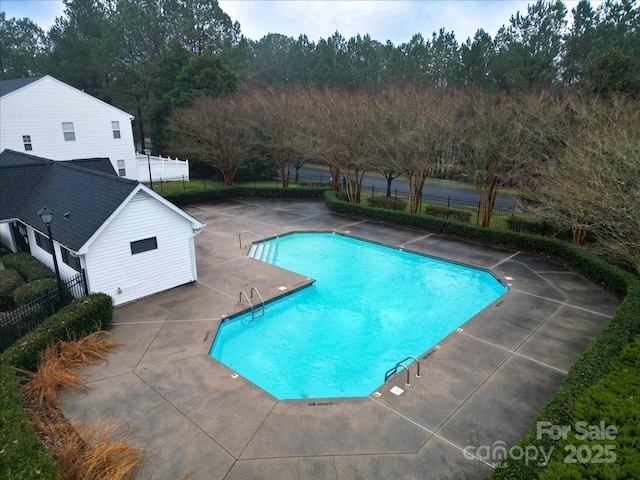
60,199,620,480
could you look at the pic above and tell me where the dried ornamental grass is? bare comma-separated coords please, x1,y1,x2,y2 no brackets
64,420,144,480
20,331,143,480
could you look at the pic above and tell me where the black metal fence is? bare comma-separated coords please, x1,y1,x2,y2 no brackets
358,184,518,230
0,270,88,352
291,170,520,229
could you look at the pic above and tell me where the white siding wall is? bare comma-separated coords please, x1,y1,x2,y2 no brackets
0,223,16,251
84,191,196,305
0,77,137,180
27,228,81,280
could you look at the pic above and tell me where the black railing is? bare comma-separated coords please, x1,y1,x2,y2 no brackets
358,183,519,230
0,270,88,352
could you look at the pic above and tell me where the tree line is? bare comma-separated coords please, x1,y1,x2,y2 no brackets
1,0,639,150
166,87,639,273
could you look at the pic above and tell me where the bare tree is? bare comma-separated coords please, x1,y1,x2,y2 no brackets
523,94,640,272
303,88,381,203
458,90,531,227
251,86,306,187
167,93,254,186
378,86,455,214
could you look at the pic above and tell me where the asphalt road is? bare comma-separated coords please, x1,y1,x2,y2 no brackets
295,165,518,210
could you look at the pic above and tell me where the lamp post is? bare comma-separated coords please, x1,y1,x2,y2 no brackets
144,147,154,190
37,207,65,306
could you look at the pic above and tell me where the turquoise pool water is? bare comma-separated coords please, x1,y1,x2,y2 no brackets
210,232,506,400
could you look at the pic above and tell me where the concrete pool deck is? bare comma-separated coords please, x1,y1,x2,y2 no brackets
59,199,621,480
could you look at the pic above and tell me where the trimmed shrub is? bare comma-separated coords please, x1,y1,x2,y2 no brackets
0,270,25,311
1,252,55,283
424,204,472,222
539,336,640,479
1,293,114,372
298,180,332,188
506,215,548,235
13,278,58,307
164,186,327,207
0,363,64,479
367,195,408,211
506,215,574,242
1,252,33,270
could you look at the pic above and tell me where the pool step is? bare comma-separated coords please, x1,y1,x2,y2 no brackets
266,243,277,263
247,242,277,263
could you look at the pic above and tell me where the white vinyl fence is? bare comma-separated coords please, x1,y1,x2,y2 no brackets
135,153,189,182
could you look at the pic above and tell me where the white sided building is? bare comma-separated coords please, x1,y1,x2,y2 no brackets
0,150,204,306
0,75,139,180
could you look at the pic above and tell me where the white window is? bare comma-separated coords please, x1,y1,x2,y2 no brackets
117,159,126,177
112,121,121,139
62,122,75,141
23,135,33,151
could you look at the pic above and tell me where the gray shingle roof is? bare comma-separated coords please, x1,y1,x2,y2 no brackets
0,76,43,97
0,150,138,251
66,158,117,176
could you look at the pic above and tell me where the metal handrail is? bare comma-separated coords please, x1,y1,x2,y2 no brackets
397,356,421,378
250,287,265,318
397,363,411,387
239,231,265,248
238,291,253,310
384,356,421,386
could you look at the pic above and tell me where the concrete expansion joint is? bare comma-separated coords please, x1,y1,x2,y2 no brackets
458,329,569,375
489,251,521,269
370,396,495,469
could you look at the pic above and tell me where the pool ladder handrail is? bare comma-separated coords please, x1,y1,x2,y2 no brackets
238,287,265,320
385,356,421,387
250,287,265,318
239,231,265,248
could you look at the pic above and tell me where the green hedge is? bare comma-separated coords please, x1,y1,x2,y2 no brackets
506,215,574,242
13,278,58,307
1,253,55,283
324,191,638,479
423,204,472,222
0,270,24,311
0,363,64,480
164,186,327,207
1,293,114,372
539,336,640,479
506,215,548,235
298,180,332,188
367,195,408,211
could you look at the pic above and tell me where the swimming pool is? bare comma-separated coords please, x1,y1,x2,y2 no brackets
210,232,506,400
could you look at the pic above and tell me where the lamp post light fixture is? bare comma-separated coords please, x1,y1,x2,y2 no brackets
37,207,65,307
144,147,154,190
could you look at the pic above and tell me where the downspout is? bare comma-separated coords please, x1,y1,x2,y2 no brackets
190,225,205,281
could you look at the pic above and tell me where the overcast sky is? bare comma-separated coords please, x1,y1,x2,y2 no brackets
3,0,603,45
